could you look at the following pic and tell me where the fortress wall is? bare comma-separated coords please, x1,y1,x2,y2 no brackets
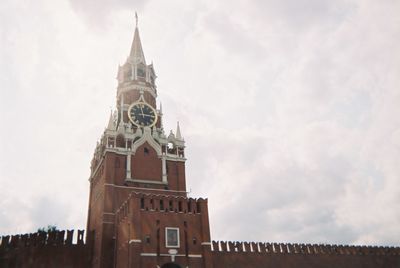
114,192,211,268
211,241,400,268
0,230,92,268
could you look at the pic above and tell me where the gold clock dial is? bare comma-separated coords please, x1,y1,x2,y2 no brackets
128,102,157,127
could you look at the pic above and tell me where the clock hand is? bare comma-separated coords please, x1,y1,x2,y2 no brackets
143,114,155,118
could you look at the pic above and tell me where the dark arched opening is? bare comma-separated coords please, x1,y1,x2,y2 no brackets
116,134,125,148
161,263,182,268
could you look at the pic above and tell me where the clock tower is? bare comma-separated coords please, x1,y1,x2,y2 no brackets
86,15,213,268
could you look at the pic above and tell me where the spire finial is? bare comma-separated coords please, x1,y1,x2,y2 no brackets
135,12,138,28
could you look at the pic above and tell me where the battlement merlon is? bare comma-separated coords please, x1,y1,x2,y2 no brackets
0,229,91,249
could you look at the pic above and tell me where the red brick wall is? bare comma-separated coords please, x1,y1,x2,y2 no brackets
114,193,211,268
132,142,162,181
166,160,186,192
211,242,400,268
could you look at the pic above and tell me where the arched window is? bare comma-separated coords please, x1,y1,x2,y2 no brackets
116,134,125,148
137,64,146,78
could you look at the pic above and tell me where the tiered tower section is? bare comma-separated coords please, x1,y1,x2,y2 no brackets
86,17,212,268
89,23,186,194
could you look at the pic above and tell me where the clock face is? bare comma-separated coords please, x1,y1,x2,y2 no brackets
128,102,157,127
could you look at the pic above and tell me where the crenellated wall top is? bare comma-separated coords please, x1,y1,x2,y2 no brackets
211,241,400,256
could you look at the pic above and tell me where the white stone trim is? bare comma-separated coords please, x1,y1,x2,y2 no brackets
160,254,186,257
118,84,157,99
139,253,201,258
129,179,167,185
201,242,212,246
129,239,142,244
126,153,132,179
188,254,202,258
166,154,186,162
140,253,157,256
103,183,187,193
162,155,168,183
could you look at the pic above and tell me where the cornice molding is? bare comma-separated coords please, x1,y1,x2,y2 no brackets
117,83,157,98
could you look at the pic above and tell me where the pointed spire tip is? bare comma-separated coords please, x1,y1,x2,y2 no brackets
176,121,182,140
129,13,146,64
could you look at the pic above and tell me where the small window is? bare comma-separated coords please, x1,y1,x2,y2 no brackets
140,198,144,209
193,237,197,245
165,227,180,248
160,200,164,211
178,201,182,212
145,235,150,244
144,147,149,155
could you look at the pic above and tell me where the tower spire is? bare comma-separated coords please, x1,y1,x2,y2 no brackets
129,12,146,64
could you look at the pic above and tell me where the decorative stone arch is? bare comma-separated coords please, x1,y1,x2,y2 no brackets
132,127,161,156
161,263,181,268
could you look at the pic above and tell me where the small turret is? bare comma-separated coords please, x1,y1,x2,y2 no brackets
106,110,116,131
176,121,183,141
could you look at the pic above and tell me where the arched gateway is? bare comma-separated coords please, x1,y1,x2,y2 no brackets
161,263,182,268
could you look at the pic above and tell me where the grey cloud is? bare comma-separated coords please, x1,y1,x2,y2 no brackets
29,196,70,231
251,0,354,31
1,0,399,248
68,0,148,28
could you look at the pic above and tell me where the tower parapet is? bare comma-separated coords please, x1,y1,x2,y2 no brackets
211,240,400,255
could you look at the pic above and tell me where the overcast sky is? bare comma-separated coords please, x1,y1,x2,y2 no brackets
1,0,399,246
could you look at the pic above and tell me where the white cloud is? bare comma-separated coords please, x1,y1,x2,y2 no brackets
0,0,399,246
